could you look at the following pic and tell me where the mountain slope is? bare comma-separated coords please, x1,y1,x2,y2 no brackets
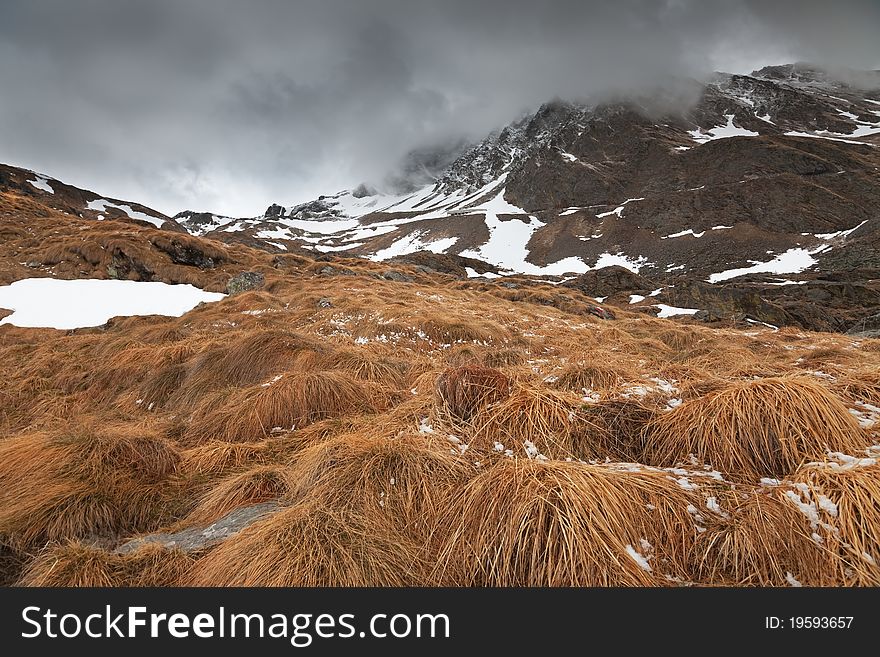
174,64,880,332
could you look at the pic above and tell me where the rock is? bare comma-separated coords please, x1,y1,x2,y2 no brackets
116,502,280,554
501,282,520,289
318,266,356,277
588,305,615,320
387,251,500,279
663,281,790,328
149,235,226,269
352,183,377,198
847,312,880,337
317,297,333,308
693,309,728,323
381,269,413,282
264,203,285,218
562,266,655,297
226,271,265,295
24,261,41,268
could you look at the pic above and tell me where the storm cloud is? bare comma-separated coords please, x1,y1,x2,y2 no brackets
1,0,878,216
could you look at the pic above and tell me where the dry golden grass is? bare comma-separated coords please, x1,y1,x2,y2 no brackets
179,441,270,477
183,465,297,525
185,504,425,586
694,487,834,586
435,365,512,421
18,542,193,587
431,459,698,586
0,424,181,549
794,459,880,585
184,371,381,443
552,362,623,393
469,384,610,460
285,432,472,539
643,377,868,479
3,206,880,587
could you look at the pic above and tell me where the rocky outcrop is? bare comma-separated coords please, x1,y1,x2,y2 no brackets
562,266,656,297
226,271,265,294
116,502,279,554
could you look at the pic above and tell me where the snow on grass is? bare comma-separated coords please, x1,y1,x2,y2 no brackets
624,544,652,572
558,207,582,216
785,572,803,587
465,267,501,279
629,294,646,304
27,175,54,194
661,228,705,239
755,112,775,124
849,402,880,429
689,114,760,143
86,199,164,228
558,151,579,162
707,247,820,283
0,278,224,329
654,304,700,318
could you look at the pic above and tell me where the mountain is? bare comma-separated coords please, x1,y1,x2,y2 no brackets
2,64,880,589
0,163,183,232
174,63,880,333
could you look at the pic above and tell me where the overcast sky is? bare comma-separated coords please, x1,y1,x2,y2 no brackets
1,0,878,217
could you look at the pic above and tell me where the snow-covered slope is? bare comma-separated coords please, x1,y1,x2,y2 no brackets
175,64,880,288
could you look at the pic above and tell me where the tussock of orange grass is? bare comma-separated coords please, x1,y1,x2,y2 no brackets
793,459,880,585
430,459,697,586
436,365,512,421
417,315,507,344
643,377,866,479
327,349,410,388
834,368,880,406
681,347,770,377
796,346,857,367
580,399,656,462
286,433,471,538
483,347,527,367
695,487,834,586
58,421,181,484
442,344,485,367
19,541,193,587
0,538,26,586
185,504,425,586
180,441,270,477
184,371,381,443
552,362,622,393
654,326,710,352
679,377,729,400
0,424,181,548
184,465,298,526
170,330,327,406
470,384,609,460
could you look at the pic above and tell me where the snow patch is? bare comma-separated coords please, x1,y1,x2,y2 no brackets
28,175,54,194
0,278,224,330
87,199,165,228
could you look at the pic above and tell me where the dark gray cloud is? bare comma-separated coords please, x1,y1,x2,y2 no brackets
1,0,878,215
